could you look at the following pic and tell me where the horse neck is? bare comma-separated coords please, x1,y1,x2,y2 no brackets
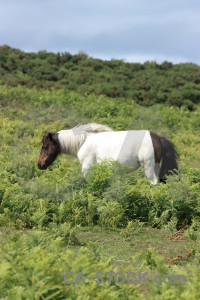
58,130,87,157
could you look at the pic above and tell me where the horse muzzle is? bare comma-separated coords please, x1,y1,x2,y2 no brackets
37,162,47,170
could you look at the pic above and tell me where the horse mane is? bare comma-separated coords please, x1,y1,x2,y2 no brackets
71,123,113,134
58,123,113,156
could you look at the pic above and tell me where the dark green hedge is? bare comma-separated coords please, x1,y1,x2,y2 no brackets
1,45,200,109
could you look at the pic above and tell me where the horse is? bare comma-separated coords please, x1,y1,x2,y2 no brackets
37,123,178,184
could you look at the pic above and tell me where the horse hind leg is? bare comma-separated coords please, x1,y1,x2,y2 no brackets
143,160,158,185
154,162,160,178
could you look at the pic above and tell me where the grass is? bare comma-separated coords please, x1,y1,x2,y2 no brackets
69,226,192,268
0,225,193,268
0,225,195,297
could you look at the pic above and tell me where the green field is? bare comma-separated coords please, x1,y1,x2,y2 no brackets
0,48,200,299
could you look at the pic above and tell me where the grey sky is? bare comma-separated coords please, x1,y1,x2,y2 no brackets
0,0,199,64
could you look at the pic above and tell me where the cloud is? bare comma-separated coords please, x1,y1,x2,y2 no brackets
0,0,199,64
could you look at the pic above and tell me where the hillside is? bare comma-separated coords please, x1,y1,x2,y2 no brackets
0,47,200,299
0,45,200,109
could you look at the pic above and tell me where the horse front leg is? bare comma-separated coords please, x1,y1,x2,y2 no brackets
82,165,90,177
78,144,96,177
81,158,95,177
78,152,95,177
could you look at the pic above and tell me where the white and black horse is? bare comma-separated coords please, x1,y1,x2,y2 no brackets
37,123,178,184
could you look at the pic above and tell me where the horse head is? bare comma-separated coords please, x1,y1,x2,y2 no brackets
37,132,60,170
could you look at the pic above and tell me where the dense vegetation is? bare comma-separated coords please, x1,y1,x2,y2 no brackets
1,45,200,109
0,47,200,299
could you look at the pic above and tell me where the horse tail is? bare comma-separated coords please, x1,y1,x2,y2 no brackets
159,136,178,183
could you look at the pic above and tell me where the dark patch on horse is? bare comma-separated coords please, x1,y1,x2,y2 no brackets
150,131,178,183
150,131,162,163
159,136,178,177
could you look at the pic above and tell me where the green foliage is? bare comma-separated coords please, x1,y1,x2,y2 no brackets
1,45,200,107
120,220,144,237
0,231,138,299
86,161,115,197
0,85,200,232
98,201,125,229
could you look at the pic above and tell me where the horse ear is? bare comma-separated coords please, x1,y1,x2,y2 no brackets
48,132,59,145
48,132,60,153
48,132,53,140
